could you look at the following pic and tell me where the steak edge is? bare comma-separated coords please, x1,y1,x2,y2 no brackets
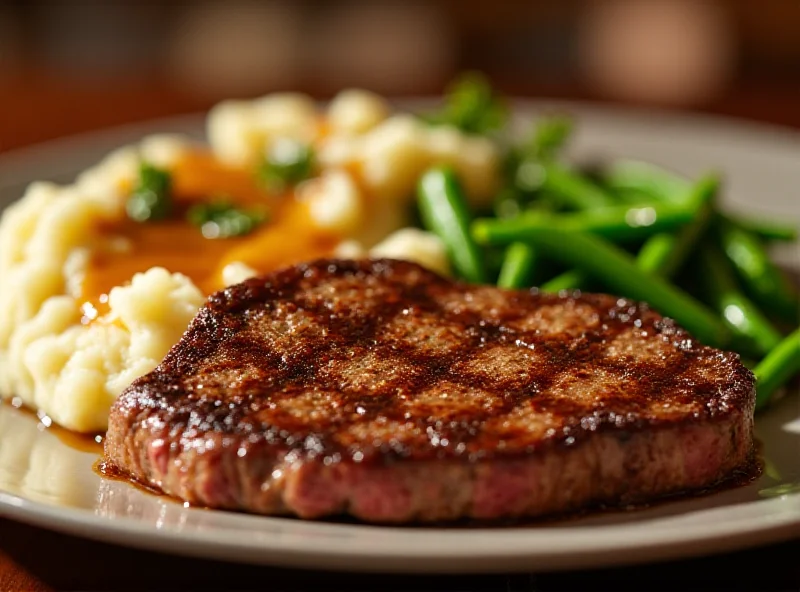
104,258,756,523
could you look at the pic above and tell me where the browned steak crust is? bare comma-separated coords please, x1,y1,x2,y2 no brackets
104,258,756,522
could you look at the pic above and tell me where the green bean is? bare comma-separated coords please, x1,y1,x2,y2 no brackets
499,227,731,348
724,214,798,243
542,182,712,295
492,187,560,220
636,234,682,275
604,188,655,206
716,218,799,324
635,174,718,277
696,244,783,358
540,176,714,293
601,159,691,204
473,202,695,246
602,162,796,241
540,269,589,293
417,167,487,284
601,168,798,321
516,163,633,285
754,328,800,410
497,242,539,289
534,162,617,210
527,193,562,213
493,187,527,219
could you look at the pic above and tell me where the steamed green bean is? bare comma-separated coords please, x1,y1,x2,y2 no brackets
417,167,487,284
540,269,589,293
484,227,732,348
754,328,800,410
497,242,539,289
725,214,798,243
600,159,691,204
717,218,800,324
635,174,718,277
473,202,696,246
696,243,784,358
536,162,617,210
413,83,797,417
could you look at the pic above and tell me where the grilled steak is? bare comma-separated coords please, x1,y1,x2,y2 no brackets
104,258,756,522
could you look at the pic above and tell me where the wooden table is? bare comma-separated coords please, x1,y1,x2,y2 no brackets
1,77,798,591
1,74,799,153
1,517,798,591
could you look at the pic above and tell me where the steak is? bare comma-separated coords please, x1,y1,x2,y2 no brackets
104,258,756,523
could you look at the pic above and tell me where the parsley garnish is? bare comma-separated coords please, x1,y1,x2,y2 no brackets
126,162,173,222
423,72,508,135
187,201,267,239
257,139,315,194
522,115,573,161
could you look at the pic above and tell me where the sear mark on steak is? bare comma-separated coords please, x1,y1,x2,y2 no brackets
104,258,756,523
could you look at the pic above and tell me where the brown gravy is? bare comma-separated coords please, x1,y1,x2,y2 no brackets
4,398,104,455
94,459,166,498
80,149,340,317
54,429,104,455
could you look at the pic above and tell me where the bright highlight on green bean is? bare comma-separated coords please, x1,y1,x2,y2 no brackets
417,167,487,284
540,176,717,293
696,244,784,358
473,202,697,246
635,174,718,277
716,219,800,325
497,242,539,289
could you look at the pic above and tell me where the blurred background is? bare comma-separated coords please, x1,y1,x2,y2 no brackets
0,0,798,152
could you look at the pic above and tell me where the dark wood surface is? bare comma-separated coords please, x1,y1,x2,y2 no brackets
1,517,798,591
0,78,798,591
1,74,799,154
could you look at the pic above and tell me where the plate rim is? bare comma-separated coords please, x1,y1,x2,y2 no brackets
1,96,799,181
1,485,798,573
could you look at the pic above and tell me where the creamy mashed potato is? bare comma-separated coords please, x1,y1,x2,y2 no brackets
0,90,500,432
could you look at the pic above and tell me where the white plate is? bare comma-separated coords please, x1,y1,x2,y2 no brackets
0,102,798,574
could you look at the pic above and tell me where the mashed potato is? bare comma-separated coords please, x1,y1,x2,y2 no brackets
0,90,500,432
0,139,200,431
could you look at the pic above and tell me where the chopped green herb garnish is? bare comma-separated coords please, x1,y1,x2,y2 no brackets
126,162,173,222
498,115,576,212
423,72,508,135
257,139,315,194
524,115,573,160
506,115,574,184
187,201,267,239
